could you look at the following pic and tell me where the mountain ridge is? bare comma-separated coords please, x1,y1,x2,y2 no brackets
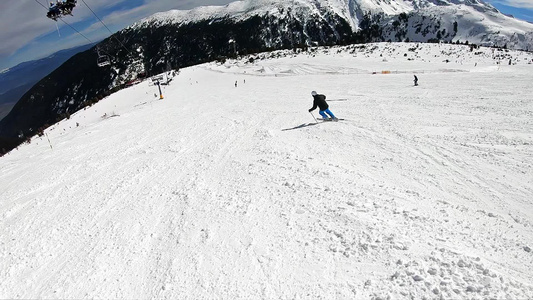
131,0,533,49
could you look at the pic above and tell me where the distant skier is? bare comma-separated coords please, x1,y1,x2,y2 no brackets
414,75,418,86
309,91,338,121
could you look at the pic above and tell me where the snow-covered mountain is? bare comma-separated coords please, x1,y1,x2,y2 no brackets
133,0,533,50
1,42,532,298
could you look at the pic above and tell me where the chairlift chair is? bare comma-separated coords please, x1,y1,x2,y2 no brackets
46,0,77,20
47,4,61,20
97,55,110,67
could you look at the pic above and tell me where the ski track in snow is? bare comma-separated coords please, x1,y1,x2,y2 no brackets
1,43,532,299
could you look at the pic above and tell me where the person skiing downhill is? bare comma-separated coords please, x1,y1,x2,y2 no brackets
414,75,418,86
309,91,338,121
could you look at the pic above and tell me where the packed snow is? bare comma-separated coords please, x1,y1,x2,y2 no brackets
1,43,532,299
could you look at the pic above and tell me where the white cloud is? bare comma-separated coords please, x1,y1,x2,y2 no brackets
491,0,533,9
507,0,533,9
0,1,52,57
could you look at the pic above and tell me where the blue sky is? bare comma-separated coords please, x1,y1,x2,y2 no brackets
0,0,532,71
486,0,533,22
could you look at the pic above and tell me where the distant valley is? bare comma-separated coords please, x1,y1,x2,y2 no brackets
0,43,94,121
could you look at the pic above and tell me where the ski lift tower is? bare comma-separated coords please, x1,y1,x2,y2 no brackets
150,75,164,99
157,81,163,100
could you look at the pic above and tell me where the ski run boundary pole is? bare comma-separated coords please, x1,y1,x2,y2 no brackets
45,133,53,150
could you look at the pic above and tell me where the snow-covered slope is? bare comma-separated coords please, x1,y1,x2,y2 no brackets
1,43,533,298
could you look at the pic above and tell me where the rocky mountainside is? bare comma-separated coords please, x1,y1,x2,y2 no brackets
1,0,532,155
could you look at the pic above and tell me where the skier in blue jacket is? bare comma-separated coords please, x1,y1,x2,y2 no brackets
308,91,338,121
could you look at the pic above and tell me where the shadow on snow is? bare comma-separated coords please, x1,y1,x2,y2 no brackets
282,122,319,131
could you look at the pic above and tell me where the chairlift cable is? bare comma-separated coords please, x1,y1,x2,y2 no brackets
58,18,93,44
80,0,113,36
80,0,132,56
34,0,47,9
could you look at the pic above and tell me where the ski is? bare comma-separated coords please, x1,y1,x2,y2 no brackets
316,118,345,121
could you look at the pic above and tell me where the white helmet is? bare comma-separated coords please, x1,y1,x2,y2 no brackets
311,91,317,96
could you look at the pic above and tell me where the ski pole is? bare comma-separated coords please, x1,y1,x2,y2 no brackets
309,112,318,124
